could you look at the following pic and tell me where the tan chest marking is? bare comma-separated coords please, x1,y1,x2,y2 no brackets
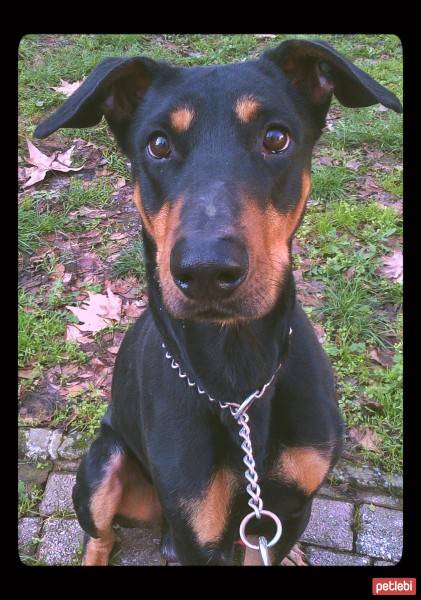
180,468,238,545
269,447,331,495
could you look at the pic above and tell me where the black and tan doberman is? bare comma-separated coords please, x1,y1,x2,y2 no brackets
35,38,402,566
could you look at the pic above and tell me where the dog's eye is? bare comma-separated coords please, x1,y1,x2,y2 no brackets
147,133,171,159
263,128,290,153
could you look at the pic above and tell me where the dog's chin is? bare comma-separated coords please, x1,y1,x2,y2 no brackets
162,295,277,325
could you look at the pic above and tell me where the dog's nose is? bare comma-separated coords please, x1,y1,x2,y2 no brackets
170,238,248,301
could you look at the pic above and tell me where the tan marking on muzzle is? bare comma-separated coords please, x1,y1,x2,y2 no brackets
170,106,195,132
269,447,331,495
238,170,311,317
180,468,238,545
234,95,262,123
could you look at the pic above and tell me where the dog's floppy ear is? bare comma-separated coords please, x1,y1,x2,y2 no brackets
264,39,402,114
34,56,164,151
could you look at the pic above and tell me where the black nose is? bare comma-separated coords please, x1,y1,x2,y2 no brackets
170,238,248,301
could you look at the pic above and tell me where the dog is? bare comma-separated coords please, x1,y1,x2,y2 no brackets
34,38,402,566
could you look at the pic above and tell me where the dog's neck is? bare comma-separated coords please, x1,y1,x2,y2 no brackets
143,233,295,404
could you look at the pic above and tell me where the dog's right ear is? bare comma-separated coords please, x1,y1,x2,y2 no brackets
34,56,166,152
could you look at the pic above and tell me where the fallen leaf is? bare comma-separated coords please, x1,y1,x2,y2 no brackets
358,175,384,198
109,232,129,241
52,79,84,97
65,324,93,344
375,105,389,112
346,159,361,171
23,140,84,188
318,156,334,166
18,368,36,379
51,263,65,280
66,383,85,395
115,177,126,189
124,302,145,318
368,347,394,368
255,34,277,39
66,288,122,333
107,346,120,354
345,266,356,279
357,396,384,413
379,250,403,283
348,426,381,452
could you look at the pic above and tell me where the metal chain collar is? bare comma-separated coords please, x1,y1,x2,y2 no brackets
161,327,291,566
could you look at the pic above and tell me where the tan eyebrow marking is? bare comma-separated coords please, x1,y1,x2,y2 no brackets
234,95,262,123
170,106,195,132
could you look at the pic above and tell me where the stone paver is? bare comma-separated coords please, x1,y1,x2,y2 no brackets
57,433,89,461
305,545,371,566
54,459,81,472
300,498,354,551
18,462,51,485
20,428,52,461
329,460,403,496
18,426,403,566
357,492,402,510
38,518,84,565
48,430,63,460
18,517,43,558
113,526,162,566
39,473,76,516
355,505,402,562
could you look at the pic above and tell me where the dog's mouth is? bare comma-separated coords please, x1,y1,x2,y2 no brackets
189,305,247,324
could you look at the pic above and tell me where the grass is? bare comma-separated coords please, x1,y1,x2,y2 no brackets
18,34,402,475
111,237,146,282
18,480,43,518
51,385,108,440
18,289,87,370
18,179,115,255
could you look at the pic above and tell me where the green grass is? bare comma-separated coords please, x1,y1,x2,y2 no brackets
18,193,67,254
51,385,108,440
18,179,115,255
111,237,146,282
312,165,357,201
63,177,114,210
18,289,87,369
18,480,43,518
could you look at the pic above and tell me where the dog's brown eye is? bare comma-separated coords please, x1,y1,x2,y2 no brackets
147,133,171,159
263,128,290,153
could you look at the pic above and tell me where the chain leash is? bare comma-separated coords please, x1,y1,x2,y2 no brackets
161,327,291,565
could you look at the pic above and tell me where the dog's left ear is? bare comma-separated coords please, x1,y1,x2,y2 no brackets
264,39,402,114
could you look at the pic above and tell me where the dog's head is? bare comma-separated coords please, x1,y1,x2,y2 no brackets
35,39,402,324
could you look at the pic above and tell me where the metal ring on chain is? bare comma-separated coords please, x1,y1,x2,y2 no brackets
239,510,282,550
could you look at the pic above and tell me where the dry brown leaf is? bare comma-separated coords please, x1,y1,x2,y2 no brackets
349,426,381,452
368,347,394,368
66,288,122,333
107,346,120,354
346,159,361,171
52,79,84,97
115,177,126,189
18,368,36,379
23,140,84,188
124,302,145,318
379,250,403,283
